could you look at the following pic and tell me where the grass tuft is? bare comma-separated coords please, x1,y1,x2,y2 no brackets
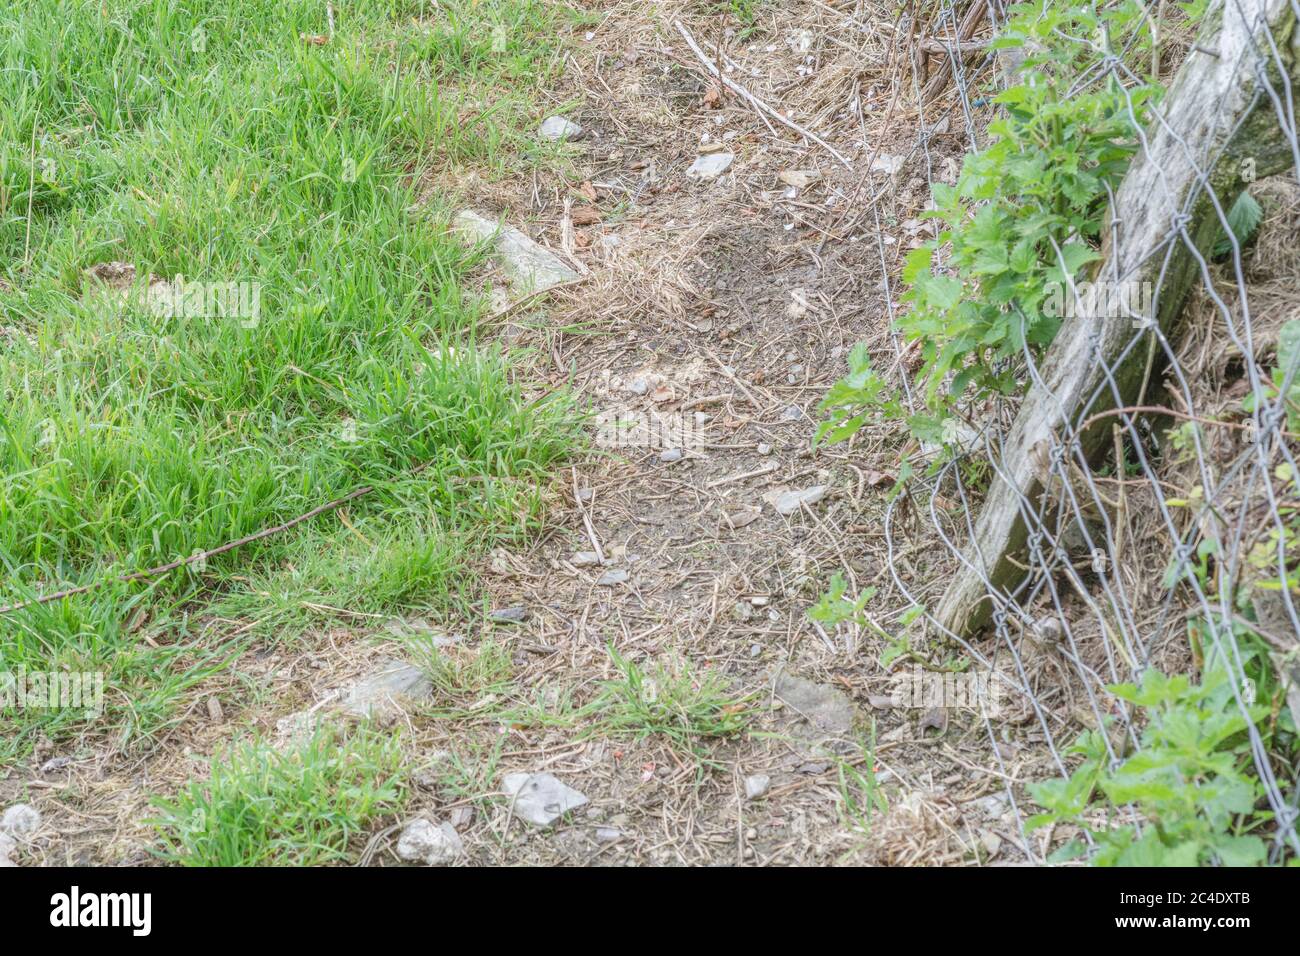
151,726,407,866
589,645,752,756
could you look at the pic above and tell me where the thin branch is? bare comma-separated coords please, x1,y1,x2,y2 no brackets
673,20,853,169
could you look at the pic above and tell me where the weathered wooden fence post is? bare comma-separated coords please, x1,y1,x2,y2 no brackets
934,0,1300,640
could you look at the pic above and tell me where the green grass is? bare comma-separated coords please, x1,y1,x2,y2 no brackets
832,726,888,833
431,734,507,814
407,634,515,705
409,643,753,755
589,645,752,756
151,725,407,866
0,0,582,761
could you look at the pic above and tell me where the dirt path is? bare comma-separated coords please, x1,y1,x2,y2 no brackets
431,1,1028,866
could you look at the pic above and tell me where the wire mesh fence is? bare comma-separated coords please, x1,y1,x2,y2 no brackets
860,0,1300,863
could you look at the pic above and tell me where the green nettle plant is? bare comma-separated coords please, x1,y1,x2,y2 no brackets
819,1,1169,449
1027,648,1290,867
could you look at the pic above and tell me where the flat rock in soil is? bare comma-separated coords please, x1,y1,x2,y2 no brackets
744,774,771,800
396,818,464,866
596,568,629,586
770,485,827,516
773,671,855,735
686,152,734,180
454,210,579,295
501,772,589,827
490,605,529,624
40,756,72,775
871,153,905,178
340,660,433,719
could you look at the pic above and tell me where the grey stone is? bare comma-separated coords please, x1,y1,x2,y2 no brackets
744,774,771,800
502,772,589,827
396,818,464,865
596,568,629,586
722,507,760,530
774,671,855,734
454,210,579,295
773,485,827,516
871,153,904,178
659,447,683,462
1,804,40,837
490,605,529,624
594,826,622,843
340,660,433,718
686,152,734,180
781,404,802,421
571,551,602,567
539,116,583,141
0,832,15,867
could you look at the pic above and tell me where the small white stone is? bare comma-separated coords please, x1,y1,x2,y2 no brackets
744,774,771,800
773,485,827,516
686,152,734,181
539,116,583,142
502,772,589,827
871,153,904,178
1,804,41,837
396,818,464,866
